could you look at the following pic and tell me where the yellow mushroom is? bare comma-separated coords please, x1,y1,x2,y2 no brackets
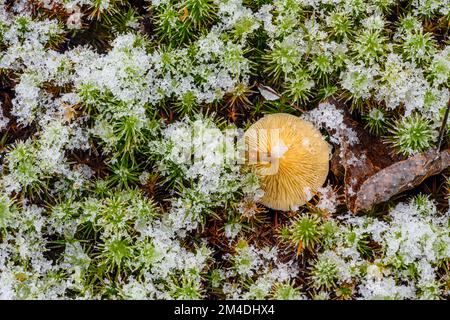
244,113,330,211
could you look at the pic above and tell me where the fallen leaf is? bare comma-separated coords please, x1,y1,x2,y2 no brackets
326,100,450,212
61,102,77,122
296,240,303,256
325,99,403,212
257,84,280,101
180,7,188,22
330,147,344,179
354,149,450,212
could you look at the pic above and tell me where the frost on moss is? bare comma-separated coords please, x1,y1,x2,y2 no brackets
0,0,450,300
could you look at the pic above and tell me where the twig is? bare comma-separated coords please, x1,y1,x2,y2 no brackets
436,99,450,154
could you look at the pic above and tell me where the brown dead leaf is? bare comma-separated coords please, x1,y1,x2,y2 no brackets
296,241,303,256
326,99,403,212
61,103,78,122
180,7,188,22
354,149,450,212
328,99,450,212
330,147,344,179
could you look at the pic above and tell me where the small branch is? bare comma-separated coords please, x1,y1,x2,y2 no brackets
436,99,450,152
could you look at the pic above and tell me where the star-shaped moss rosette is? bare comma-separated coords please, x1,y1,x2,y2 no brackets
244,113,331,211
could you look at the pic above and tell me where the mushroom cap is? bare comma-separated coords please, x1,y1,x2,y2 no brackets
244,113,330,211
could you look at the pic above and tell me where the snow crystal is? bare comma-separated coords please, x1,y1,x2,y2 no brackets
302,102,358,146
